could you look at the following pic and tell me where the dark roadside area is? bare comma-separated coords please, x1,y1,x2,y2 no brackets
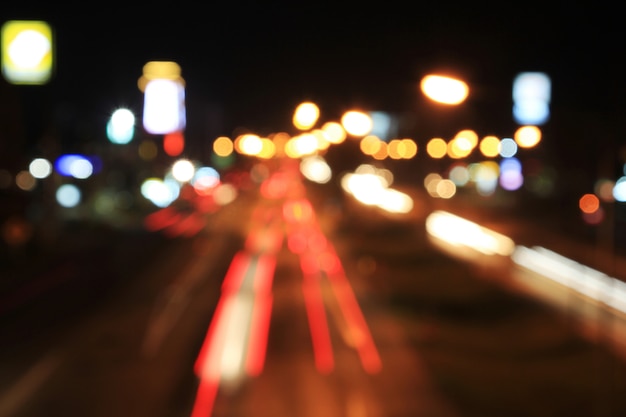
0,210,170,349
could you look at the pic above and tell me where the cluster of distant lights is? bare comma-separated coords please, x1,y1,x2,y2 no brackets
2,154,101,208
4,104,626,220
1,30,625,227
140,159,237,209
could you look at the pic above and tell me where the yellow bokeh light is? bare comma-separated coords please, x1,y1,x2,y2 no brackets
360,135,382,155
311,129,330,151
479,136,501,157
321,121,346,144
138,61,184,92
372,141,388,160
233,134,245,154
447,137,473,159
387,139,417,160
514,125,542,148
388,139,403,160
257,138,276,159
470,161,500,182
293,133,318,156
401,138,418,159
293,101,320,131
426,138,447,159
454,129,479,149
284,138,300,158
213,136,234,157
271,132,290,157
239,134,263,156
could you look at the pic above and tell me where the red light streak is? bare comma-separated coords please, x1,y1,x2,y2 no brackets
252,255,277,293
181,214,207,237
302,275,334,374
193,295,229,378
299,252,320,276
191,163,382,417
221,251,252,293
325,258,382,374
190,378,219,417
194,194,218,212
245,294,273,376
163,212,205,238
192,247,278,417
143,207,181,231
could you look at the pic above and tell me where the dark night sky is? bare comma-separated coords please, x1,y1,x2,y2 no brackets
2,2,625,148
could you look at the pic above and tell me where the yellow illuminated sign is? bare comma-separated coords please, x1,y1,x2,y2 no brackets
1,20,53,85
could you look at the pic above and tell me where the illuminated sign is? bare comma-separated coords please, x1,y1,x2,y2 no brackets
1,20,53,85
513,72,551,125
139,61,186,134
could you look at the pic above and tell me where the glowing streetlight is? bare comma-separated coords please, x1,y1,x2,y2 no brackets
420,74,469,105
341,110,373,137
171,158,195,182
293,101,320,130
321,122,346,144
107,108,135,144
514,125,541,148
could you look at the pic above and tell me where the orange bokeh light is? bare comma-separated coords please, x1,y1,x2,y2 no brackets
579,193,600,214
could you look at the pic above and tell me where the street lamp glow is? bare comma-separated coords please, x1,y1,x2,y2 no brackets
321,122,346,144
107,108,135,144
238,134,263,156
420,75,469,105
341,110,373,137
293,101,320,130
171,159,195,182
141,178,177,207
426,138,447,159
514,125,542,148
56,184,81,207
479,136,501,157
448,136,473,159
29,158,52,179
426,210,515,256
213,136,234,157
